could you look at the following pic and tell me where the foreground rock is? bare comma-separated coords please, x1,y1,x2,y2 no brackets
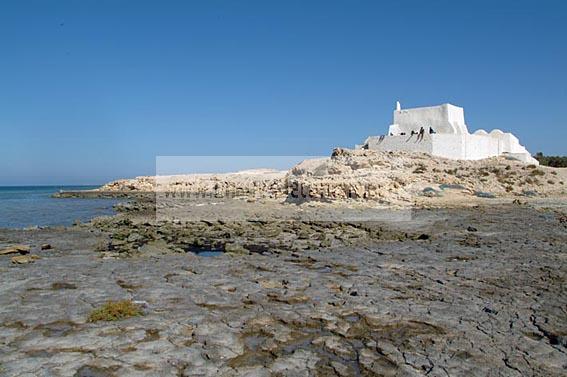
1,202,566,376
0,244,30,256
11,255,40,264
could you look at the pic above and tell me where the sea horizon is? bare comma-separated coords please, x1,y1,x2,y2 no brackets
0,184,104,188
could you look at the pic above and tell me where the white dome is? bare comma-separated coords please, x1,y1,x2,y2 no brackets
473,129,488,135
489,129,504,135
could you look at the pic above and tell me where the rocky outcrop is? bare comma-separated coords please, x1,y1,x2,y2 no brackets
90,149,567,205
285,148,567,203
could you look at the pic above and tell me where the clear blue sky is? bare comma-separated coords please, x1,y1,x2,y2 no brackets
1,0,566,185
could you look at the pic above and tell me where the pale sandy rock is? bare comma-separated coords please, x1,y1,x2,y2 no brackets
96,149,567,206
11,255,40,264
0,244,30,255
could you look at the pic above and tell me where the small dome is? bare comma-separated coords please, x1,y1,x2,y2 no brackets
489,129,504,135
473,129,488,135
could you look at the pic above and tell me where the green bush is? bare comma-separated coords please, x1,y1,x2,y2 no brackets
88,300,142,322
534,153,567,168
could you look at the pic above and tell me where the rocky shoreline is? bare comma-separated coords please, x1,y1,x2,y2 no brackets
1,192,567,376
2,150,567,376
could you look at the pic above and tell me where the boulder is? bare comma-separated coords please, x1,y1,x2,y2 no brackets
0,244,31,256
11,255,40,264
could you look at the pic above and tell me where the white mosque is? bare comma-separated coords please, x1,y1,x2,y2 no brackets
357,102,538,165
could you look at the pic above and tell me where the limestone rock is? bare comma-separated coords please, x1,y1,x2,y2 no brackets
312,335,356,360
11,255,40,264
224,243,250,255
0,244,30,256
0,204,566,376
89,147,567,206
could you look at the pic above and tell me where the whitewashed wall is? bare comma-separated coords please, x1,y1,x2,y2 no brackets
368,134,503,160
363,103,538,164
391,104,468,135
365,134,433,154
366,133,537,163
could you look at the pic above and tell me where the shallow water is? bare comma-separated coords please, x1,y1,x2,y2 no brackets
185,245,224,257
192,250,224,257
0,186,120,229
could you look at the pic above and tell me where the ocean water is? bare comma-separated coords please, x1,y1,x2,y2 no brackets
0,186,121,229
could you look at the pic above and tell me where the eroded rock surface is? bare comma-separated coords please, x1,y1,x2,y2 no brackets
1,204,566,376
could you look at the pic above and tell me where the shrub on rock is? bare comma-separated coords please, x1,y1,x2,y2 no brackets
88,300,142,322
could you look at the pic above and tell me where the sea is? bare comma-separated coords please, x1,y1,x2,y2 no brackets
0,186,121,229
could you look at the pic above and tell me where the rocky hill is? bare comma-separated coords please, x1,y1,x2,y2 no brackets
97,149,567,206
